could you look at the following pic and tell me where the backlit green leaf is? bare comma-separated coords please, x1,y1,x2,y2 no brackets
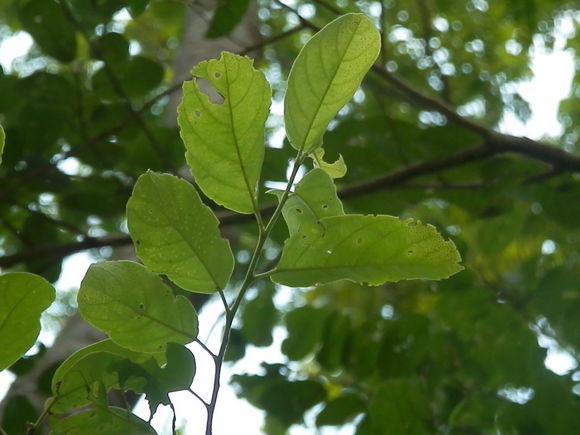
312,148,347,179
272,215,462,287
127,171,234,293
284,14,380,153
277,168,344,236
0,273,55,370
77,261,198,353
50,405,157,435
178,52,271,214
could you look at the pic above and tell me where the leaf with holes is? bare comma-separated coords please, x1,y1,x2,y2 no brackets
272,215,463,287
272,168,344,236
178,52,271,214
0,273,55,371
284,13,380,153
311,148,347,179
127,171,234,293
77,261,198,353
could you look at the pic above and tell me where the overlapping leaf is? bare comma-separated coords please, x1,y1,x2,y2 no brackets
49,339,194,416
0,273,55,370
77,261,198,353
274,168,344,236
272,215,462,287
178,52,271,214
127,171,234,293
284,13,380,153
50,405,157,435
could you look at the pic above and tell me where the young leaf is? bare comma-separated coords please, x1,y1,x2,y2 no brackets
77,261,198,353
311,148,347,179
50,405,157,435
284,14,380,153
0,273,55,371
0,123,4,166
272,215,463,287
276,168,344,236
178,52,271,214
127,171,234,293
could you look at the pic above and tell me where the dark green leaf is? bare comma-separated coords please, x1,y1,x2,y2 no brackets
316,393,366,426
19,0,77,62
241,286,278,347
282,306,328,360
206,0,252,39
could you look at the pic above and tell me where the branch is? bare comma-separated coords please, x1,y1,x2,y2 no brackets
0,145,493,268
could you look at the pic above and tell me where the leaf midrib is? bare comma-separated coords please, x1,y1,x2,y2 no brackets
297,17,363,152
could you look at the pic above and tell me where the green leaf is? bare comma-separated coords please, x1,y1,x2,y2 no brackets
311,148,347,179
284,14,380,153
49,340,194,416
127,171,234,293
369,379,430,434
0,123,4,166
77,261,198,353
272,215,463,287
316,393,366,426
276,168,344,236
241,286,278,347
50,405,157,435
206,0,252,39
0,273,55,371
19,0,77,62
178,52,271,214
50,339,162,413
316,311,351,371
282,306,328,360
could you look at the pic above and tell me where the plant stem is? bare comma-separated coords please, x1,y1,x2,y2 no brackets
204,152,305,434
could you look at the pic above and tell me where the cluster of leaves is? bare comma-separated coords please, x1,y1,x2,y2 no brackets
0,12,465,433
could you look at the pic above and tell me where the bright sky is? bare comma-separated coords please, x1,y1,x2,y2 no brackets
0,11,577,435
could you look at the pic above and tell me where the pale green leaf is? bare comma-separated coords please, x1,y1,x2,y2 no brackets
127,171,234,293
77,261,198,353
0,273,55,370
272,215,463,287
311,148,347,179
50,405,157,435
284,14,380,153
278,168,344,236
0,123,4,166
178,52,271,214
